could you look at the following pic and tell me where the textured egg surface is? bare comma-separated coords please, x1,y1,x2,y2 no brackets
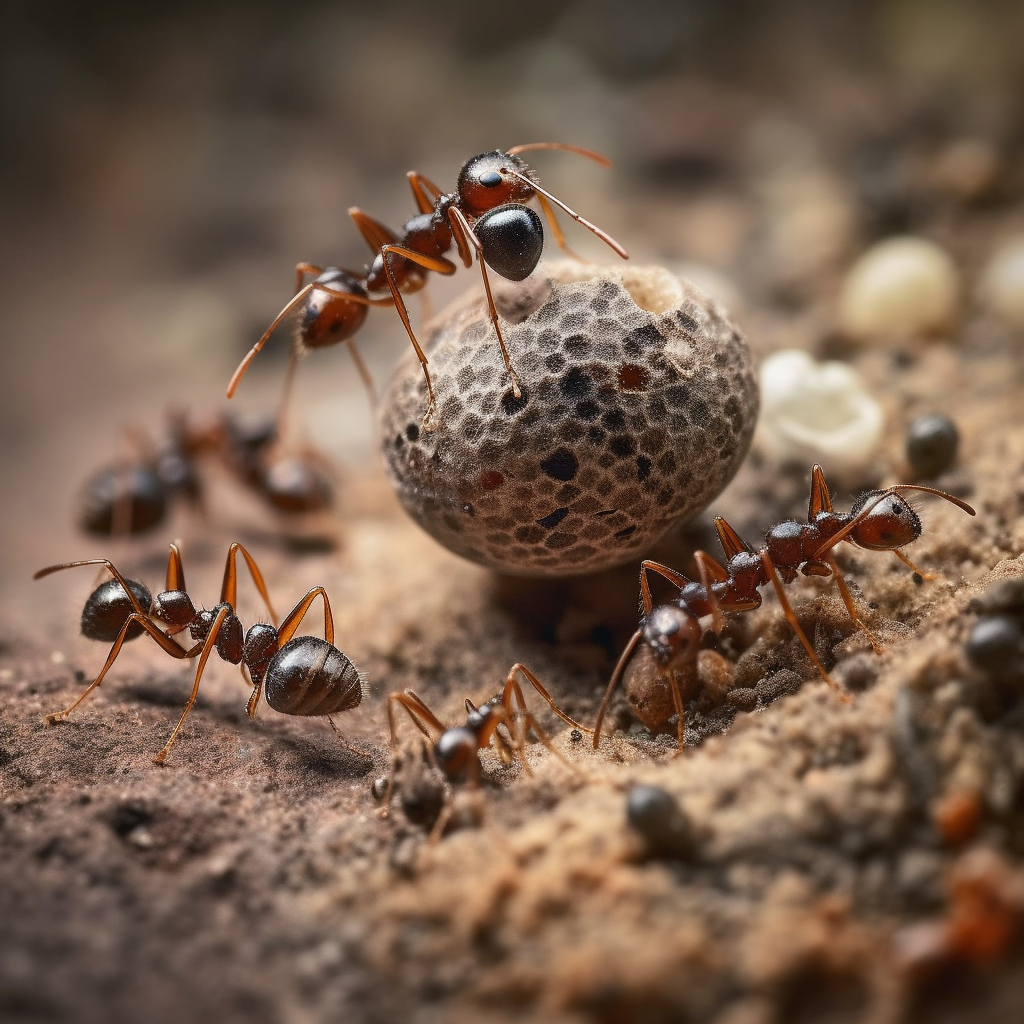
380,262,758,576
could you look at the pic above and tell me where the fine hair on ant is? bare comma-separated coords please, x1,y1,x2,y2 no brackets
382,662,589,838
36,542,364,764
227,143,628,425
593,465,976,749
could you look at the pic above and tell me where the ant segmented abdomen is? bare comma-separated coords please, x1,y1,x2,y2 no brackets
263,636,362,717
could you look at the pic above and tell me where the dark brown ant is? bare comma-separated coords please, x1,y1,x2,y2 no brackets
78,410,334,538
36,542,364,764
382,663,589,837
593,465,977,749
227,143,628,424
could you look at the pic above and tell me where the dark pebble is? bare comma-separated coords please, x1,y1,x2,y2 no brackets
625,783,694,859
965,615,1024,675
906,414,959,478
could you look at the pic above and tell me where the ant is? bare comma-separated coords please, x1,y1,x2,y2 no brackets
382,663,590,838
593,465,977,749
78,410,334,538
36,542,364,764
227,143,628,424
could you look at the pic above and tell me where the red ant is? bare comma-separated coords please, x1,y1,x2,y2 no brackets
227,143,628,424
77,410,334,538
593,466,977,749
36,542,364,764
382,663,589,837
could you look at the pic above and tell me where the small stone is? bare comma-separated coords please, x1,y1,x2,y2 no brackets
965,616,1023,676
756,349,883,470
979,237,1024,330
905,414,959,478
625,783,695,859
838,236,959,339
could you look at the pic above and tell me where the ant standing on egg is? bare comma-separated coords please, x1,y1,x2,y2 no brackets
381,662,590,839
593,465,976,749
227,143,628,424
36,542,365,764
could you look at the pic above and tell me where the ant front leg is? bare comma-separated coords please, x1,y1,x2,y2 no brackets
377,244,458,426
759,551,850,701
44,614,200,726
822,552,885,654
592,629,643,749
382,690,446,816
447,206,523,402
153,606,230,764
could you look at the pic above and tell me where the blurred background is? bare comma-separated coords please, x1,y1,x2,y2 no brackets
1,0,1022,591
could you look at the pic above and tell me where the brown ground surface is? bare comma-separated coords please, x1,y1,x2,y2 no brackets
2,3,1024,1022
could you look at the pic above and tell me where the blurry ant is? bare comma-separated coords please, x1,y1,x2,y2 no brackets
228,143,628,424
36,542,365,764
381,663,589,838
78,410,334,538
594,465,976,749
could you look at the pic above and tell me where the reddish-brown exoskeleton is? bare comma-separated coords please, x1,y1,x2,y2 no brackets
36,542,364,763
593,466,976,749
382,662,589,838
227,143,628,425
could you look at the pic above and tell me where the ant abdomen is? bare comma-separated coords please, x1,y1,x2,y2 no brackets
81,577,153,642
300,269,370,350
78,464,167,536
264,636,363,717
476,205,544,281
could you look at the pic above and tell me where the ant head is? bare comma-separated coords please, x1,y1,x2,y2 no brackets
848,490,922,550
433,725,478,779
457,151,535,218
642,604,702,669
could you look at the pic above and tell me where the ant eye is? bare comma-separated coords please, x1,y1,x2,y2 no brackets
891,500,905,515
479,171,502,188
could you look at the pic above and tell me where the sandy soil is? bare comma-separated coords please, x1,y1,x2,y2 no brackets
2,3,1024,1022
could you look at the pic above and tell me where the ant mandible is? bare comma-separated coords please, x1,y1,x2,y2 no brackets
382,662,590,837
227,143,628,425
593,465,976,749
36,542,364,763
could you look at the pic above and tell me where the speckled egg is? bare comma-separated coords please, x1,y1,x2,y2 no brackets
379,262,758,577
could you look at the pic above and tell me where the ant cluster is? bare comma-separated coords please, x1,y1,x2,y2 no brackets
77,409,334,539
39,143,977,838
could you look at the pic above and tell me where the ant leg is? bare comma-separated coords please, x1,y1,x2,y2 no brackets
714,517,753,559
506,663,591,733
218,543,277,624
153,606,230,764
406,171,445,214
505,168,628,259
823,552,885,653
759,551,850,701
592,629,643,749
693,551,727,634
448,206,523,400
165,543,186,593
378,244,458,424
808,465,834,519
276,587,335,646
44,614,200,725
502,671,587,774
294,262,324,293
349,208,400,253
382,691,446,816
668,666,686,753
640,559,692,615
892,548,936,580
